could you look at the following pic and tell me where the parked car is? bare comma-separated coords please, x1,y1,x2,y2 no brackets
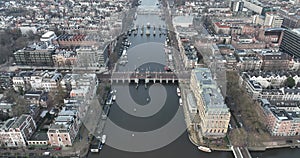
43,152,50,156
54,147,61,151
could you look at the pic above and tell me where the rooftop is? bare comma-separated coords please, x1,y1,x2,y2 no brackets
11,114,30,129
173,16,194,27
194,68,213,85
214,22,230,29
271,108,292,121
193,68,228,109
41,31,55,38
29,131,48,141
0,118,16,131
243,70,299,78
292,28,300,35
55,115,74,123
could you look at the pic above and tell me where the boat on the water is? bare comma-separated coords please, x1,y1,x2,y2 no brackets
177,87,181,96
101,135,106,144
198,146,211,153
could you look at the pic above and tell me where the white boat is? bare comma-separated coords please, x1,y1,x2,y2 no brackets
134,13,137,20
101,135,106,144
106,97,112,105
112,94,116,101
90,148,99,153
179,98,182,106
198,146,211,153
146,29,150,36
177,87,181,96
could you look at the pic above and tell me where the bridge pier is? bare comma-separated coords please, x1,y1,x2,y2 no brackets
166,79,168,83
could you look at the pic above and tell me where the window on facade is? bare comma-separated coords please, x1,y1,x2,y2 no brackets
59,138,62,141
65,138,68,141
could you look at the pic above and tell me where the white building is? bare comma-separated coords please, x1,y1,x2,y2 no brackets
241,71,300,88
190,68,231,138
240,72,300,101
12,76,25,91
173,16,194,28
264,13,284,28
0,115,36,147
40,31,57,44
29,71,62,92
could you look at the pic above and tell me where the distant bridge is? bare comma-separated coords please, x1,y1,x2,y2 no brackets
231,146,252,158
97,71,190,84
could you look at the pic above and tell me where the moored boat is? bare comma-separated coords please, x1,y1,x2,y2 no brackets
198,146,211,153
177,87,181,96
101,135,106,144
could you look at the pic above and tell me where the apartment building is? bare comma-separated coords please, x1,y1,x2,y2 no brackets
264,12,284,28
243,71,300,88
260,99,300,136
259,52,291,71
47,108,80,147
14,42,55,66
29,71,62,92
0,115,36,147
75,46,105,68
190,68,231,138
240,72,300,100
280,28,300,58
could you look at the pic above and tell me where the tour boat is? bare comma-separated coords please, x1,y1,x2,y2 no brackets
198,146,212,153
177,87,181,96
